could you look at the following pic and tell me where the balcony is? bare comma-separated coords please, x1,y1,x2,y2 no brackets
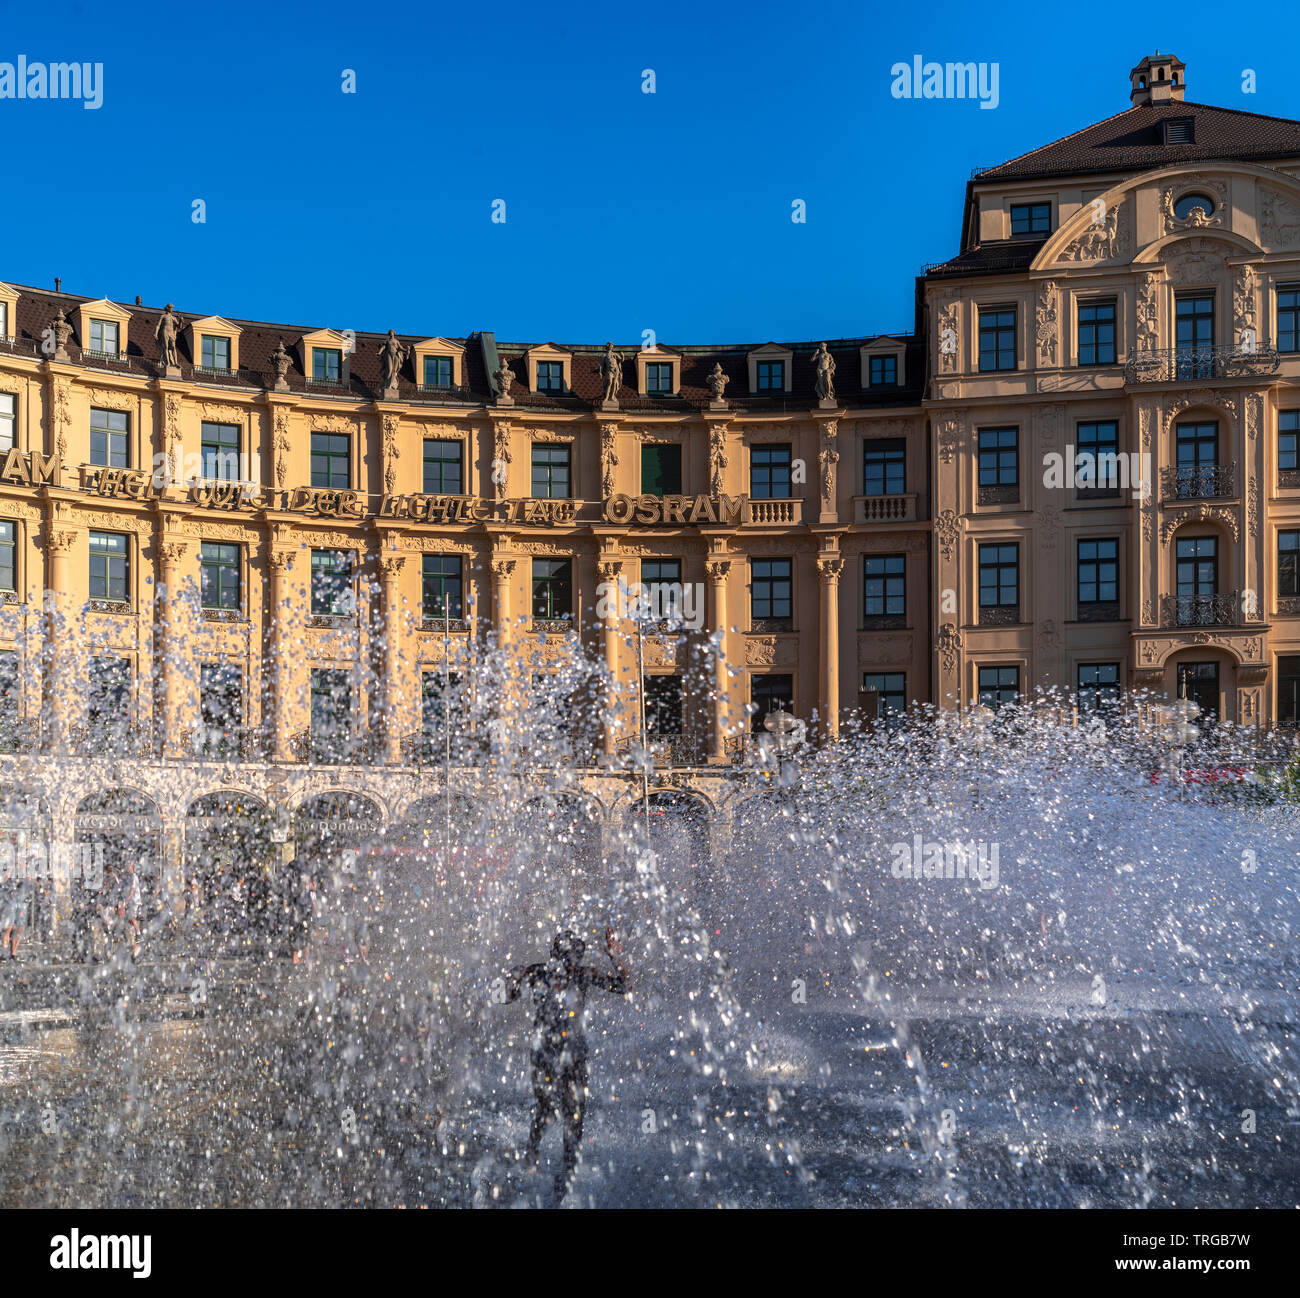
855,493,918,523
1161,592,1241,629
1160,463,1235,501
749,498,803,525
1124,345,1280,384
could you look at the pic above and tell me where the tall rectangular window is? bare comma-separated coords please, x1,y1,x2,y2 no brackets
200,542,241,611
978,543,1019,622
645,362,674,394
1175,294,1214,379
1010,202,1051,236
200,663,242,753
0,301,8,338
87,655,131,735
200,335,231,371
641,558,682,613
977,427,1018,503
751,674,794,730
1077,300,1117,366
0,521,14,592
862,672,906,725
0,649,18,752
863,439,906,495
978,665,1020,710
1280,656,1300,727
422,555,463,619
88,320,119,355
88,532,129,603
423,355,452,389
90,408,130,468
1075,421,1120,496
311,549,354,617
756,360,784,391
200,421,241,481
421,670,465,749
868,354,898,386
1280,530,1300,598
312,347,343,384
310,668,353,761
644,674,684,736
1077,538,1119,617
0,393,14,450
536,361,564,393
1280,411,1299,485
310,432,350,489
750,444,792,498
1277,287,1300,353
532,557,572,621
863,554,906,625
751,558,793,628
978,307,1016,372
423,439,463,494
1077,663,1121,713
531,444,571,498
641,443,682,496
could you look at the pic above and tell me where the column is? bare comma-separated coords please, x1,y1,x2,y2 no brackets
379,553,407,764
707,557,732,762
817,555,843,742
597,559,622,756
42,527,79,756
267,550,295,762
157,539,191,759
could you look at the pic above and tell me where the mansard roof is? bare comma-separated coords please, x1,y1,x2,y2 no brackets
975,100,1300,183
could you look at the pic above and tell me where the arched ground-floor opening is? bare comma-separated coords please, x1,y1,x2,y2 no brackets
74,789,163,920
185,792,275,939
625,790,712,910
0,785,52,942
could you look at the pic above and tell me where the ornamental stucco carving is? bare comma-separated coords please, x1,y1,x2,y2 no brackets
1035,281,1058,365
1159,505,1239,544
1060,200,1126,262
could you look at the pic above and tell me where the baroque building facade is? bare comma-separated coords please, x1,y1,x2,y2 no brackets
0,52,1297,925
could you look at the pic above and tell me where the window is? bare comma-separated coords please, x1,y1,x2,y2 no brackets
1010,203,1051,236
641,558,682,617
1164,119,1195,146
869,354,898,386
978,543,1019,622
0,650,18,751
862,672,906,725
978,665,1020,710
978,307,1016,372
536,361,564,393
1173,422,1220,498
1075,421,1121,496
423,439,463,494
756,360,784,391
310,549,355,617
1077,538,1119,617
532,557,572,621
423,355,453,389
88,532,129,603
1280,530,1300,598
1175,295,1214,378
1278,288,1300,353
0,301,7,338
1280,656,1300,727
200,663,242,753
200,422,241,481
421,670,465,749
863,439,906,496
312,347,343,384
751,558,792,629
644,674,683,736
90,408,130,468
750,444,792,499
200,335,231,371
422,555,463,619
751,674,793,731
309,668,353,761
646,362,674,395
1077,300,1117,366
977,427,1018,502
1280,411,1299,484
641,443,682,496
88,319,119,355
863,554,906,625
200,542,241,611
531,444,571,498
1077,663,1121,714
87,656,131,736
1176,661,1218,721
0,521,14,592
1175,536,1218,625
310,432,350,489
0,393,13,450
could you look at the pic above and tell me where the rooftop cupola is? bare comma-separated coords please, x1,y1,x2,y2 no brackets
1130,52,1186,106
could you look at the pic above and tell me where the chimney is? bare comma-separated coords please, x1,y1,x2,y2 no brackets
54,277,61,293
1130,52,1186,106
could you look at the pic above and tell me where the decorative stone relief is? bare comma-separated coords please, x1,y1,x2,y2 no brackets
1163,237,1230,285
1260,186,1300,247
937,413,966,465
745,635,798,667
1035,281,1058,365
1060,200,1127,261
1233,264,1258,343
935,509,960,562
381,412,400,493
936,623,962,672
708,423,728,497
1039,505,1061,546
599,422,619,498
1159,505,1239,544
817,419,839,509
936,302,959,373
272,408,291,488
492,423,513,501
1136,272,1160,353
1159,179,1227,233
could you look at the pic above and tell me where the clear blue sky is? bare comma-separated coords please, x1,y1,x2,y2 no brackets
1,0,1297,344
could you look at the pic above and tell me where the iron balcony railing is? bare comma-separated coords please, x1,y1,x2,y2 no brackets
1162,592,1241,628
1160,462,1236,501
1124,345,1280,384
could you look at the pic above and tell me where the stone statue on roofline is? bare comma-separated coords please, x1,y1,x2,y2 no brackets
378,330,408,392
812,341,836,405
598,341,623,405
155,304,181,371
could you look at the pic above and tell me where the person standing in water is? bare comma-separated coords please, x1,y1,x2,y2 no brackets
504,927,628,1203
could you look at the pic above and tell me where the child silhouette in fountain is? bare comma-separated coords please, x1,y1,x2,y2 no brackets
503,927,628,1203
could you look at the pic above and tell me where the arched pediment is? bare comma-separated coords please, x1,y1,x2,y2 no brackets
1132,229,1263,266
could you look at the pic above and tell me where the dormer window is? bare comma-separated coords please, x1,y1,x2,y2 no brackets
757,361,784,390
1010,202,1051,237
861,340,907,390
646,363,673,394
636,346,680,397
869,355,898,387
88,320,119,356
201,334,231,371
537,361,564,392
1164,118,1194,145
423,356,452,389
312,347,343,385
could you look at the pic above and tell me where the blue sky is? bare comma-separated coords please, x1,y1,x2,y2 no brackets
1,0,1298,344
